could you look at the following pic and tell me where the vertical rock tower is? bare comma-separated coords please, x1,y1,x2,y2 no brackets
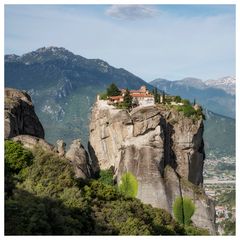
88,98,216,234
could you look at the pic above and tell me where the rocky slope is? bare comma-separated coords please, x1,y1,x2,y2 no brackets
88,99,216,234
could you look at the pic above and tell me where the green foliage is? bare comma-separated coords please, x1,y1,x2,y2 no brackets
81,185,186,235
222,219,235,235
5,189,93,235
123,88,133,109
162,91,166,103
176,104,199,118
19,148,77,199
119,172,138,198
5,140,33,174
182,99,190,105
182,105,196,117
82,180,119,201
174,96,182,103
153,87,159,104
99,169,114,186
5,144,208,235
5,140,34,196
173,196,195,226
99,92,108,100
152,87,162,104
107,83,121,97
184,225,209,235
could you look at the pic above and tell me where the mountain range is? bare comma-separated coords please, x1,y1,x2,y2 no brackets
4,47,235,157
150,76,235,119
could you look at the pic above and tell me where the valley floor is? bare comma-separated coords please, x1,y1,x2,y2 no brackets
204,156,235,235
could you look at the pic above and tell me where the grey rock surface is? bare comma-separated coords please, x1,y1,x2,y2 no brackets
89,99,216,234
5,88,44,139
66,139,91,179
56,139,66,157
12,134,54,152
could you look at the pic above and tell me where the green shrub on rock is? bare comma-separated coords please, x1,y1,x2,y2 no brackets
119,172,138,198
5,140,33,174
99,169,114,186
173,196,195,226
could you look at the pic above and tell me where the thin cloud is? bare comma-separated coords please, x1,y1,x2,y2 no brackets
105,5,159,20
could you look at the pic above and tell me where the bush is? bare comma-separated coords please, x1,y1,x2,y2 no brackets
123,89,133,109
182,99,190,105
184,225,209,235
5,140,33,174
174,96,182,103
19,149,77,199
182,105,196,117
99,92,108,100
173,196,195,226
119,172,138,198
99,169,114,186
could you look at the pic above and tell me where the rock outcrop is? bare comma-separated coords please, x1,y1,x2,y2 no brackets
88,99,216,234
56,139,66,157
12,135,54,152
66,139,91,179
5,88,44,139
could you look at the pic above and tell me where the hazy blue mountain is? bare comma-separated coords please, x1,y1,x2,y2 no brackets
5,47,235,157
205,76,235,96
150,77,235,118
203,109,235,157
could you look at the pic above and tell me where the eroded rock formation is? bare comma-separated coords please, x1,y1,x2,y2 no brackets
88,99,216,234
5,88,44,139
12,135,54,152
65,139,91,179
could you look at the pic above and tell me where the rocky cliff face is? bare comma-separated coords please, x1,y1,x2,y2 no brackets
5,88,44,139
65,139,92,179
89,99,216,234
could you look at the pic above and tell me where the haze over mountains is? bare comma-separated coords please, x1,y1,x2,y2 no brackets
150,76,235,119
4,47,235,157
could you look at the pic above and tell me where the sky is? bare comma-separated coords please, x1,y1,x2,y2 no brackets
4,4,236,81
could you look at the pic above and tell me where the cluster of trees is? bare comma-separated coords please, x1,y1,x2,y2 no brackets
152,87,165,104
100,83,133,110
172,97,205,119
5,140,209,235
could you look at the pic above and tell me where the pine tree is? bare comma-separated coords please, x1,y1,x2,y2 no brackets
153,87,158,104
162,91,165,104
107,83,121,96
123,89,133,109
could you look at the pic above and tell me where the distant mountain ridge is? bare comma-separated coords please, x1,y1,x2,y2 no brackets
150,76,235,118
205,76,235,95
